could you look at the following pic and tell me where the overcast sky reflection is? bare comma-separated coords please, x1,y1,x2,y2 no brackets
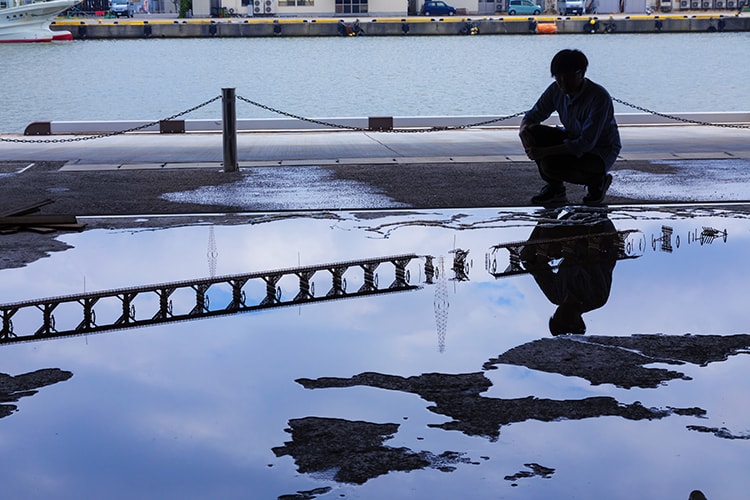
0,206,749,499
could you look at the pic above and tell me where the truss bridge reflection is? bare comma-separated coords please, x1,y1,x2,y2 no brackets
486,228,644,279
0,254,419,345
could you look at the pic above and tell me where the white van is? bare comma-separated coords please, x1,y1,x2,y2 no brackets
558,0,585,14
110,0,135,17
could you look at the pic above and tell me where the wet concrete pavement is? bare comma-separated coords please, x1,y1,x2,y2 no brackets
1,124,750,216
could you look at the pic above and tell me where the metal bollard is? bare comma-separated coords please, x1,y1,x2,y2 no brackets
222,88,238,173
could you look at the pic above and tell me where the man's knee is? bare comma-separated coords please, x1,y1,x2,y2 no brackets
528,125,567,147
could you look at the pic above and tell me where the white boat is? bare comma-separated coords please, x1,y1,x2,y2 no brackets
0,0,80,43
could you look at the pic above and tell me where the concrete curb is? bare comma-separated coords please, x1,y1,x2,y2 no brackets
23,112,750,135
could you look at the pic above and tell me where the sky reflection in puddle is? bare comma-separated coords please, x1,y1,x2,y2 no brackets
1,205,749,499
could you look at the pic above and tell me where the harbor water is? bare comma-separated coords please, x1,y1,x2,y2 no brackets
1,32,749,133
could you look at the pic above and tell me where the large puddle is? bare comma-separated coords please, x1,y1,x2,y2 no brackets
1,205,748,499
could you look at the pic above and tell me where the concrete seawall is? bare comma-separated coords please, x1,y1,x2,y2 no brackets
22,112,750,135
50,14,750,38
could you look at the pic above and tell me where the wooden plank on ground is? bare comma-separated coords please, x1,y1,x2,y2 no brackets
26,227,58,234
0,215,78,226
29,223,87,232
0,199,55,218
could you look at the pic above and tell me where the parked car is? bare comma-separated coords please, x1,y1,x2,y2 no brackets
558,0,585,14
110,0,134,18
506,0,542,15
420,1,457,15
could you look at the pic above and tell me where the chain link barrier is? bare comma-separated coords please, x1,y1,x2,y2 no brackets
0,95,222,144
2,93,748,144
238,94,750,132
236,94,526,132
612,97,750,129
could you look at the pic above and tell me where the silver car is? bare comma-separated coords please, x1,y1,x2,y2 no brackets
110,0,135,18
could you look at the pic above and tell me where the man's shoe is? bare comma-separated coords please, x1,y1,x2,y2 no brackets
531,184,567,206
583,174,612,206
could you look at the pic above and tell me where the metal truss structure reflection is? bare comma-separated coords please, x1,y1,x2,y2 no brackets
688,226,728,246
485,228,645,279
652,224,728,253
652,225,677,253
0,254,419,345
0,215,733,348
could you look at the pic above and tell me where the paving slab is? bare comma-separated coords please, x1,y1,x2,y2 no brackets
119,163,166,170
163,162,222,169
59,163,121,171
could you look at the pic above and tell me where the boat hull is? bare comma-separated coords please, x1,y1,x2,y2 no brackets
0,0,78,43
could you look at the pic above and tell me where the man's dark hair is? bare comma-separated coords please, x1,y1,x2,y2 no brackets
550,49,588,77
548,303,586,336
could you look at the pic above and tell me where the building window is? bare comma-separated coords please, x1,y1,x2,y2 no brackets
335,0,368,13
279,0,314,5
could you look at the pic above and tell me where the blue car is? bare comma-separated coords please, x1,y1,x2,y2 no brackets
506,0,542,14
420,1,457,15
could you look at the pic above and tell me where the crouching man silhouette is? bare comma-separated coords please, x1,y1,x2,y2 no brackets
519,49,621,206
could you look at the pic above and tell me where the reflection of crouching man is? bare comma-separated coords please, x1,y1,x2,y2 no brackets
519,49,621,206
521,217,618,336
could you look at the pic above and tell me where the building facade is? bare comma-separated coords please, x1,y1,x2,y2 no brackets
192,0,480,17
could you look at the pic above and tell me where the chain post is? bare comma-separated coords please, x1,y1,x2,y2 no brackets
222,88,239,173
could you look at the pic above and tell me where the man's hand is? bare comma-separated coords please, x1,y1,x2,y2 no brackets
519,124,537,160
524,142,573,161
519,122,534,148
525,146,544,160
